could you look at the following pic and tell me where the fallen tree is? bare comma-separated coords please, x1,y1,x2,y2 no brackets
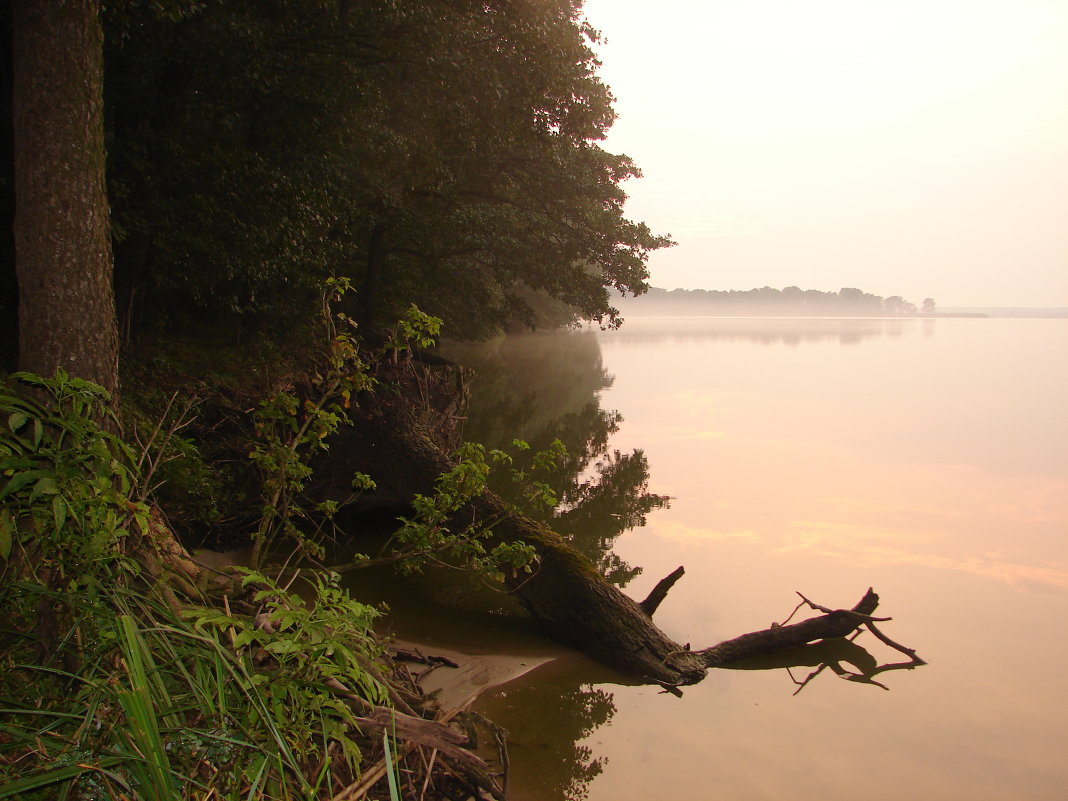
320,361,925,689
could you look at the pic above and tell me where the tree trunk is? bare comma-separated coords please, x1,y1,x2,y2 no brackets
11,0,120,401
358,222,387,330
9,2,201,604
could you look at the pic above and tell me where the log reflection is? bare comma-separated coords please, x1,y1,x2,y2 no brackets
477,631,925,801
722,634,927,694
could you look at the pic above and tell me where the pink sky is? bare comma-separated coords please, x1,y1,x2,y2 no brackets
583,0,1068,307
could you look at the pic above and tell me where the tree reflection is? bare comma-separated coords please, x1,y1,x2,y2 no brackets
476,656,622,801
476,633,924,801
553,445,667,586
598,316,913,346
440,331,669,587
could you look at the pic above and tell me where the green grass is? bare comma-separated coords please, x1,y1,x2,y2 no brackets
0,576,389,800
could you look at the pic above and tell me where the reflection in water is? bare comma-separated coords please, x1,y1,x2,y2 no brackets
479,632,924,801
440,331,668,586
725,635,925,694
440,318,1068,801
479,658,620,801
554,447,667,586
603,316,914,346
441,331,612,447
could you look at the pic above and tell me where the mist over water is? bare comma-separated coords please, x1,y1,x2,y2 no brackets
465,316,1068,801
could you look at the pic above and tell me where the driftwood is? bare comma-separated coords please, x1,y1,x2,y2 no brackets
317,366,925,689
698,588,883,666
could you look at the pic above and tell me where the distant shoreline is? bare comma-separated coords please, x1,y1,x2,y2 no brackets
939,308,1068,319
613,287,1068,320
616,310,996,319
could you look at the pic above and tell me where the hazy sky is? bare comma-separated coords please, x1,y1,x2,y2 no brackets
582,0,1068,307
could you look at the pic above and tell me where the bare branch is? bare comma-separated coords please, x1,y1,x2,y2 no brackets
639,565,685,616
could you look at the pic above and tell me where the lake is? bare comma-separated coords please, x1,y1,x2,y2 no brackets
437,316,1068,800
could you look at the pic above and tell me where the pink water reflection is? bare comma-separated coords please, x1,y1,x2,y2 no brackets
485,317,1068,801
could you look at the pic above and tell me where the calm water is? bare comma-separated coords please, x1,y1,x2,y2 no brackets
446,317,1068,800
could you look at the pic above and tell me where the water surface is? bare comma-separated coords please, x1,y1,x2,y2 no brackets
465,317,1068,801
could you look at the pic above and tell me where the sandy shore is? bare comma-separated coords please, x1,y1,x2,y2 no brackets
387,639,563,709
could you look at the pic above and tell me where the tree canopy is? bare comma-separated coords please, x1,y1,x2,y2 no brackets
53,0,662,354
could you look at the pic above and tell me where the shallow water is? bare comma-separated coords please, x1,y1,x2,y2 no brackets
446,317,1068,800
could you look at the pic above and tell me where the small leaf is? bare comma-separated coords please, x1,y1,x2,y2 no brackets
233,630,254,649
7,412,28,433
52,495,67,531
0,469,48,500
0,456,37,471
0,509,13,560
31,476,60,498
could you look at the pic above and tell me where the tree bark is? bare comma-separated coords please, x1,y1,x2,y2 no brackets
8,1,204,598
11,0,120,401
640,565,686,616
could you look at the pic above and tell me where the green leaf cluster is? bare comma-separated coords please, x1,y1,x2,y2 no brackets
0,370,147,589
386,438,565,579
0,578,387,800
381,303,443,362
0,369,393,799
187,569,387,769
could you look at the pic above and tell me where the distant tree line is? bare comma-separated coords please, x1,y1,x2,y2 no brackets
618,286,937,316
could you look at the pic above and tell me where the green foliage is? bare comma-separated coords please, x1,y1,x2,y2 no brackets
111,614,181,800
382,730,402,801
192,569,386,704
382,303,443,360
0,370,147,588
248,280,376,568
0,367,390,799
0,578,387,800
387,438,566,579
187,569,387,773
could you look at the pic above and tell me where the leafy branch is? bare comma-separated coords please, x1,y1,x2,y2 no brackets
248,278,376,569
343,438,568,580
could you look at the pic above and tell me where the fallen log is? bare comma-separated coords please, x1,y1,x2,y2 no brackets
318,363,922,688
698,588,882,666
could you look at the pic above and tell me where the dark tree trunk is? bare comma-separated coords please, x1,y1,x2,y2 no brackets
358,222,387,329
11,0,119,401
